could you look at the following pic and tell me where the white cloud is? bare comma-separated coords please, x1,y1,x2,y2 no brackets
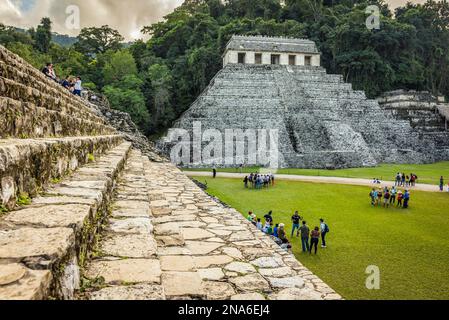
0,0,183,40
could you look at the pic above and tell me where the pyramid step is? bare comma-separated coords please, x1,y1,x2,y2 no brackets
0,141,132,300
0,77,105,124
0,46,95,116
0,97,115,139
0,135,123,210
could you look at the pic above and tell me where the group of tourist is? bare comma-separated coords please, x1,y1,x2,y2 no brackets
394,173,418,187
42,63,83,96
439,176,449,192
247,210,329,255
243,173,275,189
369,186,411,209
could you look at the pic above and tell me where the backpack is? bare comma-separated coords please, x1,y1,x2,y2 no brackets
324,224,330,233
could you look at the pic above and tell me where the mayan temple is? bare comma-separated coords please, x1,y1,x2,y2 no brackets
161,35,445,169
0,45,342,300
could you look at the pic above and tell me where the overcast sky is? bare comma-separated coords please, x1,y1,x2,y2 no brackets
0,0,427,41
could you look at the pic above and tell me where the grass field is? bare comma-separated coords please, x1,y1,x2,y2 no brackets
192,176,449,300
185,161,449,185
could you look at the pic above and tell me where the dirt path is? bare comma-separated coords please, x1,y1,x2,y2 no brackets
184,171,444,193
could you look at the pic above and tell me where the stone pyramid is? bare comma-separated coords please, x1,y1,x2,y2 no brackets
162,63,437,169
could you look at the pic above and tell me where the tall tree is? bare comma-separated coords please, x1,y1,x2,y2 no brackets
34,17,52,53
75,25,124,56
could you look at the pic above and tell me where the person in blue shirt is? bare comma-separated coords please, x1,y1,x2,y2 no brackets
273,224,279,238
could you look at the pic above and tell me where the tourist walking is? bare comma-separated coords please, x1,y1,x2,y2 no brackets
309,227,321,255
401,173,406,187
243,176,249,188
299,221,310,252
212,166,217,179
256,218,263,231
291,211,301,237
440,176,444,192
320,219,329,248
395,173,401,186
376,188,383,206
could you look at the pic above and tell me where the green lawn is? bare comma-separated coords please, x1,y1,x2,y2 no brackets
192,176,449,300
185,161,449,185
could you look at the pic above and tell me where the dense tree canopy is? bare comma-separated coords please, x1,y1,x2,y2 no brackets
2,0,449,137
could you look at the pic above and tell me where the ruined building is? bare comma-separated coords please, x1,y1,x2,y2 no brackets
161,35,448,169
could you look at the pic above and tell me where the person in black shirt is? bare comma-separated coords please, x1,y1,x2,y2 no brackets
291,211,302,237
264,211,273,224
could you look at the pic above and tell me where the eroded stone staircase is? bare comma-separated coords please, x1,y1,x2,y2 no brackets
0,46,341,300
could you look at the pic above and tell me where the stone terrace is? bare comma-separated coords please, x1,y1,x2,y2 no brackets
0,45,341,300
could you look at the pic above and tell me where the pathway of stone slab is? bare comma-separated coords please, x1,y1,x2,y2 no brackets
82,151,341,300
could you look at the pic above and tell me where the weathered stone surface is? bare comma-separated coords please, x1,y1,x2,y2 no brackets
229,231,255,242
0,267,52,300
0,227,74,263
156,235,185,247
224,262,256,274
109,218,153,235
0,263,27,285
185,241,223,255
86,259,161,284
5,204,92,229
229,274,270,292
88,285,165,300
154,223,180,236
251,257,284,268
259,267,295,278
160,256,195,271
222,247,243,260
181,228,215,240
202,281,236,300
197,268,225,281
161,272,205,298
101,233,157,258
194,255,234,268
268,276,305,289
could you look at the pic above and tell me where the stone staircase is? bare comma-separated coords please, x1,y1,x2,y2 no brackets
0,45,129,299
0,46,342,300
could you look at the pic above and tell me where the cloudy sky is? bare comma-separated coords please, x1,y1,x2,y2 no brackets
0,0,427,40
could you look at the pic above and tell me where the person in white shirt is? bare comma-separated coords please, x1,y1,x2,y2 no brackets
73,77,82,96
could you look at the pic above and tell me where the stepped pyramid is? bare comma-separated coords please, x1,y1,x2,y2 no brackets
0,45,341,300
161,36,438,169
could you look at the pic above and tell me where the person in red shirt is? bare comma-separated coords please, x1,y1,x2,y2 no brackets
309,227,321,255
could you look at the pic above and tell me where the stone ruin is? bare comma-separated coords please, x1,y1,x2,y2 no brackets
161,36,446,169
0,45,342,300
378,90,449,160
